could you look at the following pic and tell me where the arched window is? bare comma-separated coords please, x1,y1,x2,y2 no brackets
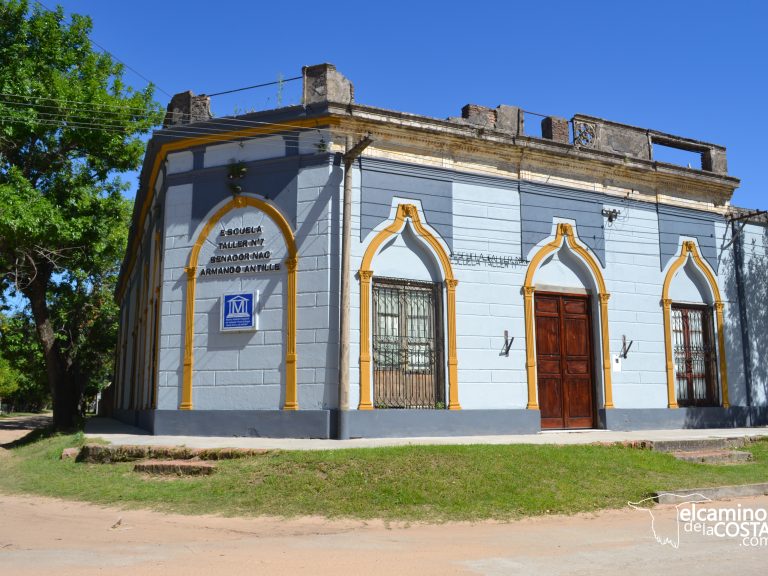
662,241,728,408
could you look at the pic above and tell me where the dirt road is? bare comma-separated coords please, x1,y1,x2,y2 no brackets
2,417,767,574
1,492,766,576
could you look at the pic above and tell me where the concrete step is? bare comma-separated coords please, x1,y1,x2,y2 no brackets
133,459,216,476
75,443,271,463
651,437,748,453
671,449,753,464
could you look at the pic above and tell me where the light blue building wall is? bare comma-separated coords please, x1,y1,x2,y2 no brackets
113,135,768,438
111,70,766,438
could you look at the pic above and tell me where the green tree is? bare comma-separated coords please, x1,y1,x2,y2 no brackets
0,311,48,411
0,353,21,411
0,1,162,429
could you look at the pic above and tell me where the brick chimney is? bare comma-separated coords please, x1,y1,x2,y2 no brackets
302,63,354,106
541,116,569,144
163,91,212,127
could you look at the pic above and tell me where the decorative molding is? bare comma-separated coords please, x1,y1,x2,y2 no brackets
403,204,418,219
661,241,728,408
522,223,613,414
181,195,299,411
573,121,597,148
358,203,460,411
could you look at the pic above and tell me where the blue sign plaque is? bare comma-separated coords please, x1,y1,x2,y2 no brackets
221,292,258,332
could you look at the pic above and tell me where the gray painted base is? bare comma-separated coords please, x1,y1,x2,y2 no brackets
114,409,332,438
113,408,155,433
344,409,541,438
111,407,767,439
602,407,768,431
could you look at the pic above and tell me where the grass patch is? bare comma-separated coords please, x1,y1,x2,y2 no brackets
1,433,767,521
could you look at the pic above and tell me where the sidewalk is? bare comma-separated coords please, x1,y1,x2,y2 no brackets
84,417,768,450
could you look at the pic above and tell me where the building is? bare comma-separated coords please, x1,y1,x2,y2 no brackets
111,63,768,438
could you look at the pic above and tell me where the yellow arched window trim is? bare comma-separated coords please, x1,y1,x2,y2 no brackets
116,116,338,302
522,223,614,411
181,195,299,411
661,240,728,408
358,204,460,411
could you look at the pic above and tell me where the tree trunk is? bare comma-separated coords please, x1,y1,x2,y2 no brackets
23,278,79,430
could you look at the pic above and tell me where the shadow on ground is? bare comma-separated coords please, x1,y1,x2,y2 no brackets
0,414,54,449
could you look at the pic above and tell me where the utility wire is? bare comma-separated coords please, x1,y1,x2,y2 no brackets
33,1,173,98
207,76,302,97
0,115,334,149
0,110,736,238
0,94,559,137
0,109,732,233
0,97,331,134
0,105,740,233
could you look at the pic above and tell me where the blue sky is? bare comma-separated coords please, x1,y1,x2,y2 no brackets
51,0,767,209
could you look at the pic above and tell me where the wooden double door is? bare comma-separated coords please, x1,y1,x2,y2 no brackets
535,292,595,429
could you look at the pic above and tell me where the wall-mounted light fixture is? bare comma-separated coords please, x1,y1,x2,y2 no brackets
227,161,247,195
601,208,621,223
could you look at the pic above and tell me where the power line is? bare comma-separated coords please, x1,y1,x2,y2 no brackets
0,111,730,235
0,115,333,149
0,93,560,138
0,94,164,114
0,104,739,233
33,1,172,98
207,76,302,97
0,96,331,134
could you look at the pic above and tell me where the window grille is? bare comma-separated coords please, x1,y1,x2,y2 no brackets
671,305,719,407
372,277,444,409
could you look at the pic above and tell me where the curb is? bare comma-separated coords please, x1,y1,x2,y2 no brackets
654,483,768,504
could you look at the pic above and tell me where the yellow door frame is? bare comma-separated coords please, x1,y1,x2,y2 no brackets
522,223,614,411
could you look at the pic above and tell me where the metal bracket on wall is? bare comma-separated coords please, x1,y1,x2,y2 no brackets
500,330,514,357
620,334,634,359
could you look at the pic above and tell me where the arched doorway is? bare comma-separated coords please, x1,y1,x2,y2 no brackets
523,223,613,429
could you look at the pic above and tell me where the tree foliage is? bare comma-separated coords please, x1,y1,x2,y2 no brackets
0,312,47,411
0,0,162,427
0,352,21,408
